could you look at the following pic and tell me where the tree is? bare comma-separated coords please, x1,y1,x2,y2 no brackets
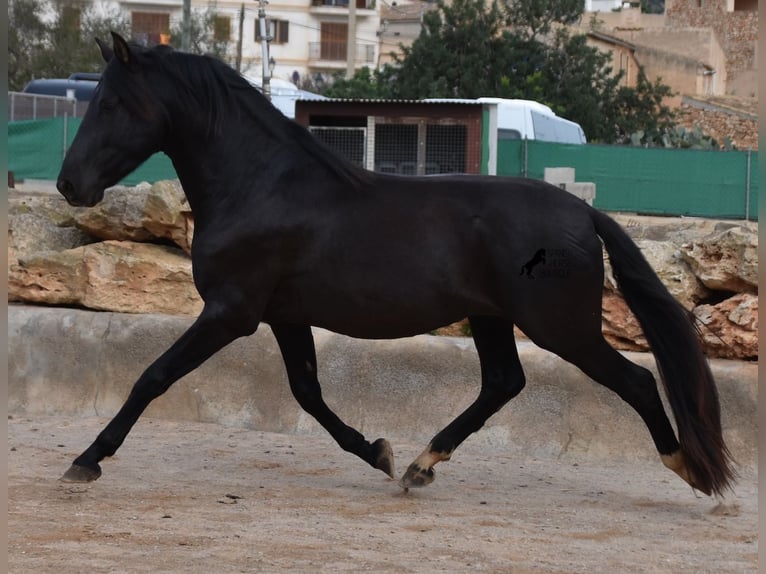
8,0,50,90
322,67,395,99
9,0,130,90
514,29,625,142
394,0,509,98
169,7,232,61
33,2,131,79
613,67,676,145
503,0,584,41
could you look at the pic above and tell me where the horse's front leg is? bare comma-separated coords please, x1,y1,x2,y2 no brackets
271,323,395,478
61,304,258,482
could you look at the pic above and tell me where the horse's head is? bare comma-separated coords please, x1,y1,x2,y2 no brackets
57,32,167,207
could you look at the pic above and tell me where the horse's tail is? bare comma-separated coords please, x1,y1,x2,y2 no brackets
590,209,736,497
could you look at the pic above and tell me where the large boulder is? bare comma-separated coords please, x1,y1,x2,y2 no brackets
601,290,649,352
74,180,194,253
680,226,758,293
693,293,758,360
634,239,708,309
10,240,202,316
8,192,94,268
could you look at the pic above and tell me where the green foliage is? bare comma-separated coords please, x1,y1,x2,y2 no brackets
33,2,131,79
391,0,509,99
612,68,676,145
8,0,49,90
169,8,232,61
8,0,130,90
8,0,230,91
502,0,584,40
322,67,396,99
629,125,734,150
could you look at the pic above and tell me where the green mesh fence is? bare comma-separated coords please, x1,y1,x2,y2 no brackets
9,118,759,221
8,117,177,185
498,139,758,220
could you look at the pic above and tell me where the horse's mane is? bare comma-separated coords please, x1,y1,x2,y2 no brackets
113,43,371,189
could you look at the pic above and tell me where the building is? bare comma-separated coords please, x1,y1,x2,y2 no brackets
108,0,383,87
665,0,758,98
580,1,757,99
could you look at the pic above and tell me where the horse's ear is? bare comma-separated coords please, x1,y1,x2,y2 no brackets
96,37,113,63
110,31,133,68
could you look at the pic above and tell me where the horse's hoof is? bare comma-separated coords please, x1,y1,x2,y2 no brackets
399,463,435,489
372,438,395,478
60,463,101,483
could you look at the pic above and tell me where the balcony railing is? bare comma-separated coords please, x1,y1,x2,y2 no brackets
310,0,376,10
308,42,376,64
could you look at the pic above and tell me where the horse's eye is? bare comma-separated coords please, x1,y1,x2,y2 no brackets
99,99,118,112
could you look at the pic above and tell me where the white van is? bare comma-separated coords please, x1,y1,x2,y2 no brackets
477,97,587,144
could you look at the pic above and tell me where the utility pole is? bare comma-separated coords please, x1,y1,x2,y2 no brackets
257,0,272,100
235,3,245,73
182,0,191,51
345,0,356,79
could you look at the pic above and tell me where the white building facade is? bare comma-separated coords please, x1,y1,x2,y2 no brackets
115,0,382,87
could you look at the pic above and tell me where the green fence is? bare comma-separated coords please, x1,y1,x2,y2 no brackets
498,139,758,220
8,117,176,185
9,117,759,221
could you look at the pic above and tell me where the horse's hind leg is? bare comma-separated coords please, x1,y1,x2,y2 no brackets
400,316,524,488
271,323,395,478
531,328,688,488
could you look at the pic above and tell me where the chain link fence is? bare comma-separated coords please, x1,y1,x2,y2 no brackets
9,92,89,122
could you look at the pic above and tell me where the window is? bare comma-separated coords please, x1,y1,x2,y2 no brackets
132,12,170,46
255,19,290,44
733,0,757,11
320,22,347,60
213,15,231,41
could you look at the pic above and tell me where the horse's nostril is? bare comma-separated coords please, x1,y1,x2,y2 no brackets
57,178,73,195
56,179,83,206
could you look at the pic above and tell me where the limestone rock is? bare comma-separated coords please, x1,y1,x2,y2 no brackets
680,226,758,293
694,293,758,360
9,248,88,306
8,192,95,269
11,241,202,316
142,180,194,254
74,183,154,243
74,180,194,253
634,239,708,309
601,291,649,352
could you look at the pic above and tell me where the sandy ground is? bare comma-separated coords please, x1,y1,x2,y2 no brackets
9,415,757,574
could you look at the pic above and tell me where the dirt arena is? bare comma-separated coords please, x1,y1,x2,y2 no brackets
9,414,757,573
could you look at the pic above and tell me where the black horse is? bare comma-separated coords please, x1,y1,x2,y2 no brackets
56,33,735,497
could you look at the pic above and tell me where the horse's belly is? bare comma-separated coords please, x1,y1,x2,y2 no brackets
264,280,496,339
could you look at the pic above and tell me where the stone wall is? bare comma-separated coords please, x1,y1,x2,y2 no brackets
666,0,758,94
8,182,758,360
676,97,759,150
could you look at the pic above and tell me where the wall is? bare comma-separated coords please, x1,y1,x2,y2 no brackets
665,0,758,95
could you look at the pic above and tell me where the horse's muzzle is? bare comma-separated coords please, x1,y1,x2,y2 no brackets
56,178,103,207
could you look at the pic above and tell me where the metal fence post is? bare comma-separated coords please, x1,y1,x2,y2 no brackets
745,148,752,222
522,137,528,178
62,113,69,160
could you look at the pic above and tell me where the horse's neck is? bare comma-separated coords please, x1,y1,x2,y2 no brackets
164,111,288,218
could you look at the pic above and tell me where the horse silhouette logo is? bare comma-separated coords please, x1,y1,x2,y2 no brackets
520,248,546,278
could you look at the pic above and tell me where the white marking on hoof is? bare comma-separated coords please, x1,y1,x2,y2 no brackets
661,451,693,486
